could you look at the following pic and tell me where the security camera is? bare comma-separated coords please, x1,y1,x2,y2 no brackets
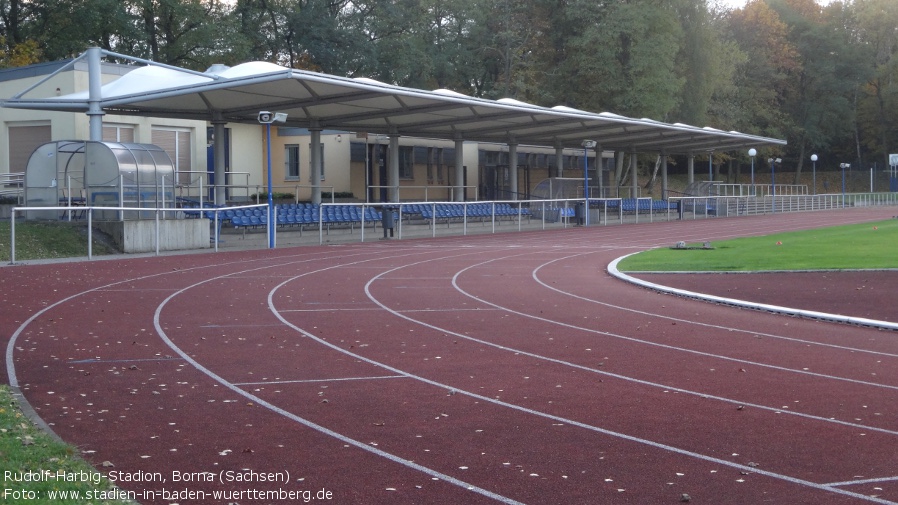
258,111,287,124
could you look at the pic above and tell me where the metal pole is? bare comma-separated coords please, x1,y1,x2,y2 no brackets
10,208,15,264
266,123,274,249
87,47,104,141
119,174,124,221
812,159,816,195
66,175,72,221
750,157,755,188
155,208,160,256
87,208,93,260
583,146,588,226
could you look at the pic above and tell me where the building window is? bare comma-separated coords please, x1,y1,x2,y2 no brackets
399,146,414,179
152,128,192,184
8,124,51,173
103,124,135,143
285,144,300,180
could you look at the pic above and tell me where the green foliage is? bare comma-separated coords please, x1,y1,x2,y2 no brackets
0,385,134,504
0,0,896,166
0,221,117,262
321,191,354,198
249,192,295,200
617,220,898,272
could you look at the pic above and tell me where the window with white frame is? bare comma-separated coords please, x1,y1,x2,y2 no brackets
152,128,192,184
285,144,300,180
103,124,135,143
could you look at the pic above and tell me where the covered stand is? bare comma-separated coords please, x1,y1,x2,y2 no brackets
529,177,592,222
24,141,175,220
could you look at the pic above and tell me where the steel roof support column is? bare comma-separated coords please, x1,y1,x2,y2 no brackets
389,131,400,203
555,144,564,178
508,139,518,200
630,152,638,199
211,113,227,205
614,151,624,196
454,136,464,202
661,151,669,201
687,153,695,184
595,143,604,198
310,123,323,205
87,47,104,141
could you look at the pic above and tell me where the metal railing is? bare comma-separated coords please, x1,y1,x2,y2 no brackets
1,172,24,201
7,192,898,259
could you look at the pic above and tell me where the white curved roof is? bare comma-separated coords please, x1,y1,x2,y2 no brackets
3,51,785,153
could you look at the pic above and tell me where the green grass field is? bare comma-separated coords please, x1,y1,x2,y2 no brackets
617,219,898,272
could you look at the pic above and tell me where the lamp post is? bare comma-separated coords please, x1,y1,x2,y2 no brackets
258,111,287,249
748,148,757,194
768,157,781,212
581,140,596,226
810,154,818,195
840,163,850,206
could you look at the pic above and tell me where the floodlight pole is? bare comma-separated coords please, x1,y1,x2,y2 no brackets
840,163,849,206
259,111,287,249
265,122,274,249
583,147,588,225
581,140,596,226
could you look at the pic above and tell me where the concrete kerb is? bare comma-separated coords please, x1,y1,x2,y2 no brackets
607,253,898,332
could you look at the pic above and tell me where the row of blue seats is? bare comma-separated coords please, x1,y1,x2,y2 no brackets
231,207,386,229
403,203,531,221
609,199,677,212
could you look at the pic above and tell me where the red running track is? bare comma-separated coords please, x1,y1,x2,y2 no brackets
3,207,898,505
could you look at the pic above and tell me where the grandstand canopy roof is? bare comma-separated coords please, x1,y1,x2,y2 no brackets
2,50,786,154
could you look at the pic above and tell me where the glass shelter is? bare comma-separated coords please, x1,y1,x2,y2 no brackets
24,141,175,220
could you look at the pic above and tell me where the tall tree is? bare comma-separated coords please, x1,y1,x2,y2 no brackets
552,0,685,118
853,0,898,168
766,0,870,179
725,0,799,154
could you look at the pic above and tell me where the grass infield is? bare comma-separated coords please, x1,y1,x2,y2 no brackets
617,219,898,272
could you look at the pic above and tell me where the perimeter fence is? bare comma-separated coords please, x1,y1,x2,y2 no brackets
5,192,898,260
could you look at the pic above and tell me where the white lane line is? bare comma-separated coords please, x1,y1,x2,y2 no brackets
314,252,893,504
452,253,898,392
5,248,355,440
827,476,898,487
365,249,898,436
233,375,407,386
153,248,526,505
532,251,898,358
